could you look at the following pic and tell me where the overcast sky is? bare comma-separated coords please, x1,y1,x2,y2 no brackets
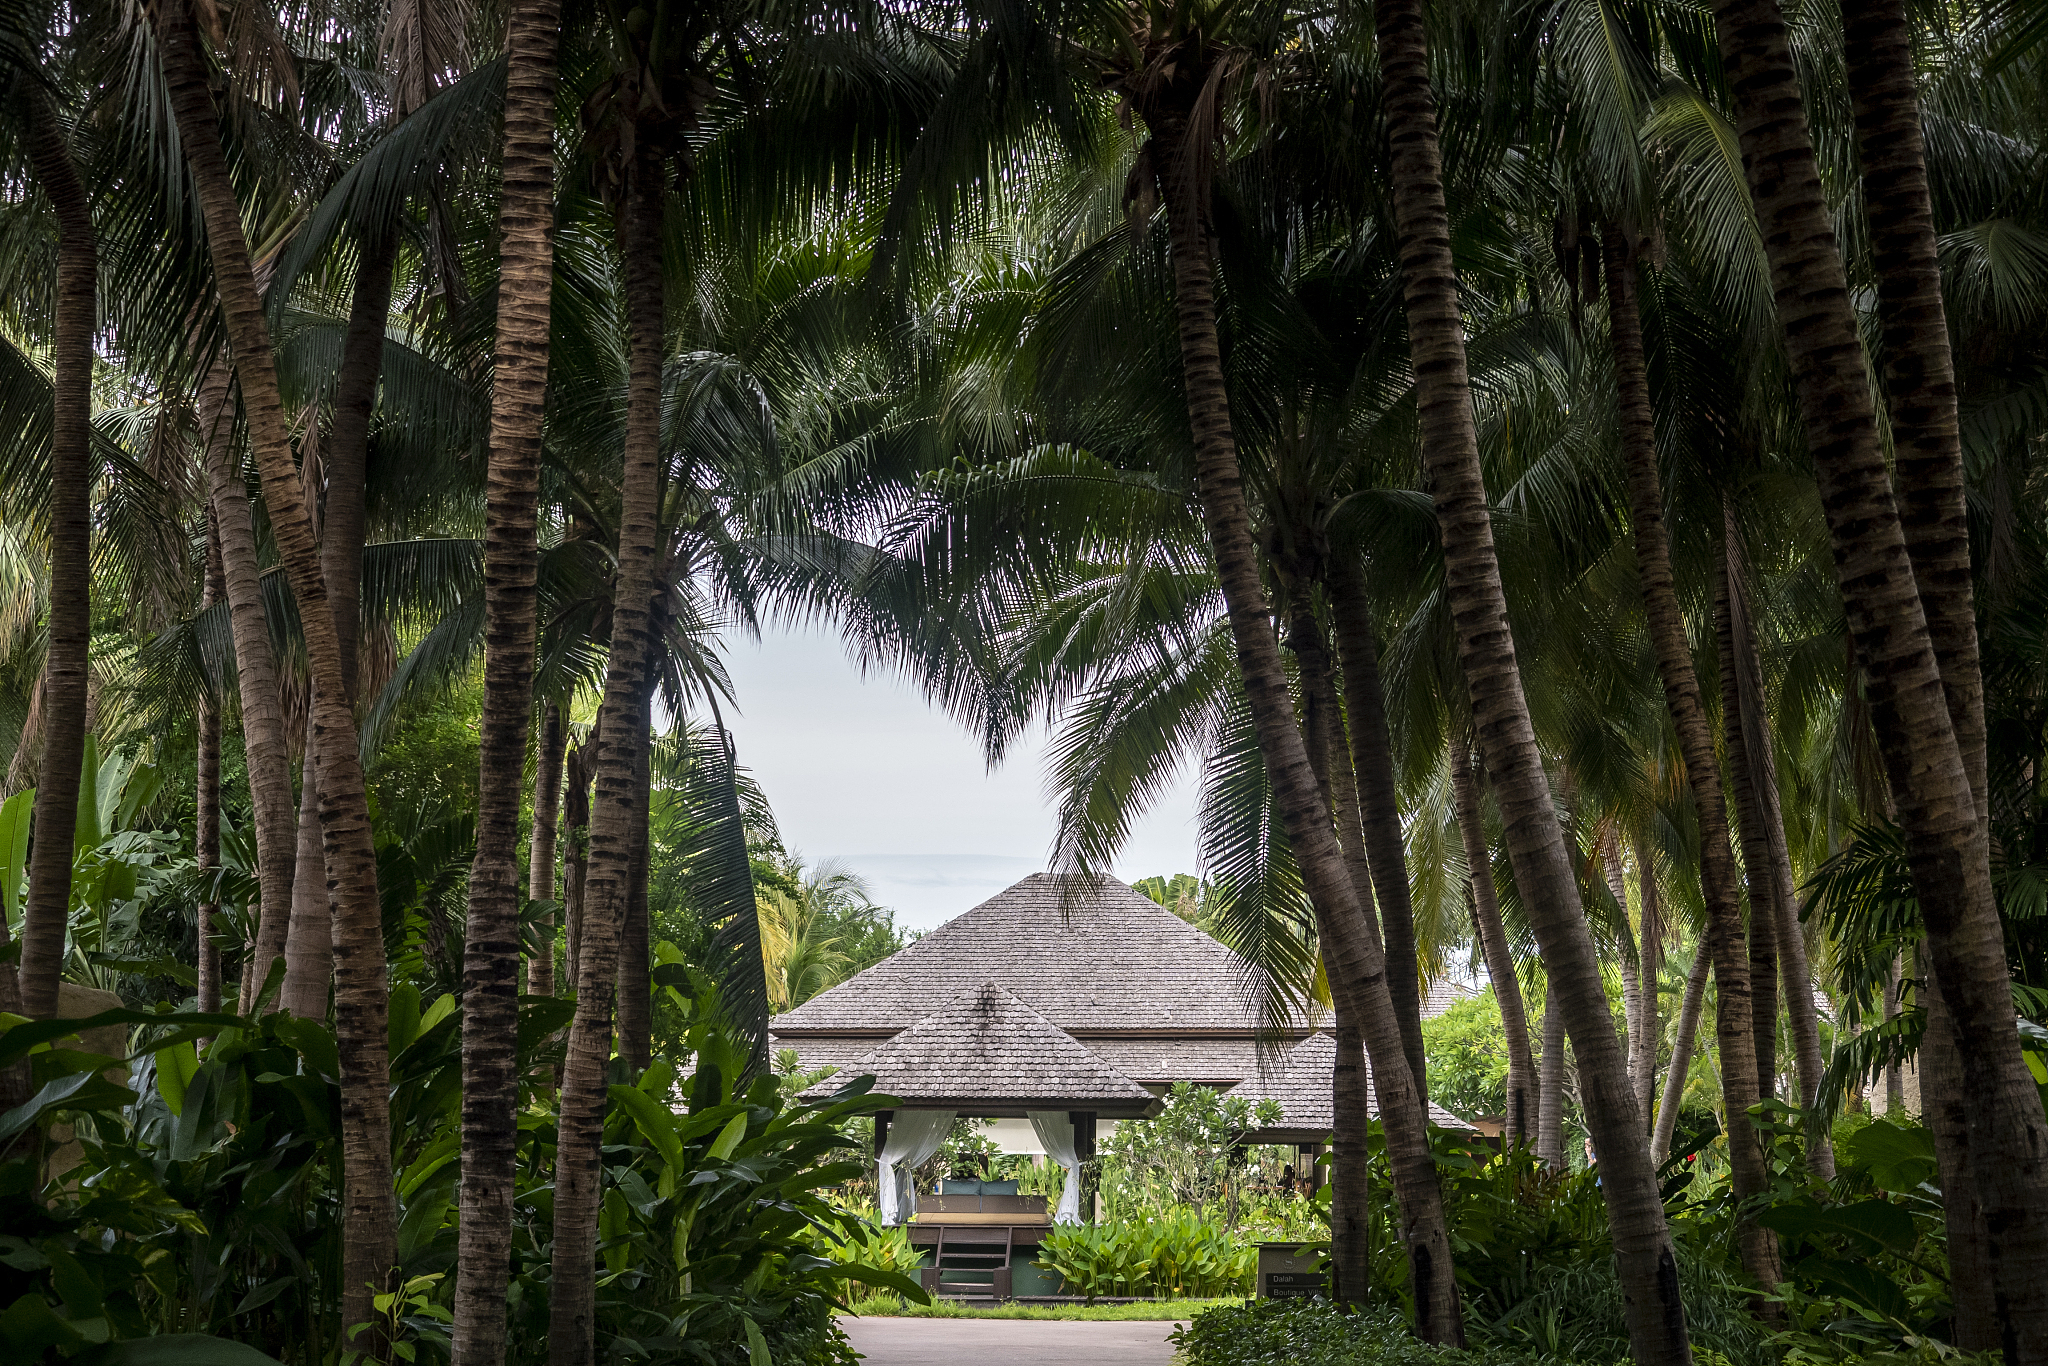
718,624,1204,932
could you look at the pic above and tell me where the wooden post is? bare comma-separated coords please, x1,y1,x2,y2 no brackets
1070,1110,1097,1224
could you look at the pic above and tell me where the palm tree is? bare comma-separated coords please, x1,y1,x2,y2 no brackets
155,0,397,1343
1705,0,2048,1342
1448,737,1536,1142
759,862,880,1010
1103,5,1462,1339
525,701,567,998
451,0,564,1359
1601,227,1779,1288
14,87,95,1020
1371,0,1690,1351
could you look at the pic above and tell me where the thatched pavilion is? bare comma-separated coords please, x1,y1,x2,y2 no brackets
778,874,1469,1229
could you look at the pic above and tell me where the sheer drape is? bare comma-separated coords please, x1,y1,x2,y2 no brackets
1028,1111,1083,1224
876,1110,953,1225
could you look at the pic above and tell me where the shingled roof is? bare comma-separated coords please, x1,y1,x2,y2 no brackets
1235,1031,1472,1137
771,874,1309,1035
798,981,1161,1116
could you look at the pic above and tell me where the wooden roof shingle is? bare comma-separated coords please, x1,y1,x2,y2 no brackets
796,980,1160,1116
1235,1031,1473,1136
771,874,1308,1035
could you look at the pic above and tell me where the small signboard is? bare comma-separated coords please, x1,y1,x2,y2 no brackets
1256,1243,1329,1300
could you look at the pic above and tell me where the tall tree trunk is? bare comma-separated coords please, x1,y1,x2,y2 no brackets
196,364,298,1007
196,516,225,1017
1449,736,1536,1143
563,733,592,993
1330,1016,1372,1304
1325,562,1429,1097
1839,0,1985,824
16,94,97,1020
157,1,396,1342
1603,833,1648,1105
1714,559,1779,1105
1604,227,1780,1294
1722,512,1833,1174
617,694,654,1072
1924,949,2000,1350
1709,0,2048,1344
451,1,561,1358
1147,107,1463,1345
526,702,567,999
549,152,668,1366
282,730,330,1017
1370,0,1687,1343
1652,947,1713,1164
1633,832,1661,1129
1537,993,1566,1169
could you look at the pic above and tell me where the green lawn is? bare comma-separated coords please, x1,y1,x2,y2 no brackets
842,1293,1243,1321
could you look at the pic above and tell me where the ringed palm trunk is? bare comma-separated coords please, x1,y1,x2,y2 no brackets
563,730,594,989
1922,949,1998,1349
1372,0,1688,1352
1652,946,1712,1163
282,727,330,1017
1147,107,1462,1345
1449,737,1536,1143
1285,591,1384,1307
1536,994,1566,1169
617,702,654,1072
196,516,226,1016
549,149,668,1366
195,363,299,1007
526,702,568,999
1707,0,2048,1343
158,0,396,1341
451,0,563,1359
1602,833,1648,1104
1720,512,1832,1174
1715,567,1778,1104
1330,1018,1372,1305
1632,832,1661,1129
1603,228,1780,1293
1325,560,1429,1098
17,94,97,1020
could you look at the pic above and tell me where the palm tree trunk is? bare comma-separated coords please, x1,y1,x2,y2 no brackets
526,702,567,999
1449,737,1536,1144
1632,832,1661,1129
1652,946,1712,1164
1924,949,1999,1350
563,734,591,991
1721,512,1832,1174
1370,0,1687,1345
1537,994,1566,1169
196,516,225,1016
1713,565,1779,1105
451,0,562,1358
1602,833,1647,1103
1709,0,2048,1342
282,730,330,1017
1330,1017,1372,1305
1603,226,1779,1294
1883,955,1903,1115
617,695,654,1072
1150,110,1462,1345
157,0,396,1342
549,151,668,1366
16,93,97,1021
1325,562,1429,1096
1839,0,1985,824
196,363,298,1008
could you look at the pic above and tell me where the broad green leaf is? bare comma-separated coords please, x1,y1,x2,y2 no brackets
609,1084,687,1171
708,1112,749,1161
0,1069,140,1140
157,1040,200,1117
743,1314,771,1366
1842,1119,1939,1193
389,984,422,1055
0,789,31,922
417,992,457,1037
74,735,102,851
84,1333,291,1365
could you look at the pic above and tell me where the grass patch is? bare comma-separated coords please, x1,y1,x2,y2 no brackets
842,1293,1242,1321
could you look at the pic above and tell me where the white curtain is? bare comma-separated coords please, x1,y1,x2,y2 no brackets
876,1110,953,1225
1029,1111,1083,1224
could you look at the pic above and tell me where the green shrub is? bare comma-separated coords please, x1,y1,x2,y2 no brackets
1034,1213,1255,1301
1172,1299,1594,1366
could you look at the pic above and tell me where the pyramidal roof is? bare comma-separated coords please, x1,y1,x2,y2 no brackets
773,874,1294,1034
1235,1031,1472,1134
797,981,1159,1114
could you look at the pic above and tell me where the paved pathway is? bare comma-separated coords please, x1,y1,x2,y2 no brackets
838,1316,1186,1365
